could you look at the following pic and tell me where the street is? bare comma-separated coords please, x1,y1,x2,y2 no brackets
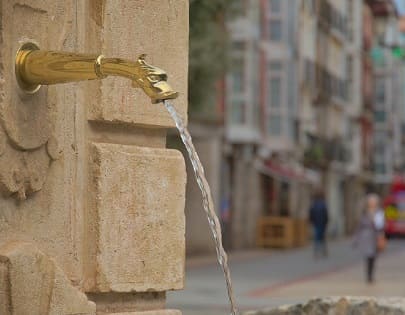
167,239,405,315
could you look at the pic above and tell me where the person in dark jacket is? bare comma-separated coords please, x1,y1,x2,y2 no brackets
353,194,381,284
309,190,329,259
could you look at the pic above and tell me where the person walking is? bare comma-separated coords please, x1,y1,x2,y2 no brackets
353,193,384,284
309,190,329,259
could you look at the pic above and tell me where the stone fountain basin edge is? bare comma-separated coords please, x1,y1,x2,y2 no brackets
244,296,405,315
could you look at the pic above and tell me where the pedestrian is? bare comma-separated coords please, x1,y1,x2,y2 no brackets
353,193,385,284
373,195,385,232
308,190,329,259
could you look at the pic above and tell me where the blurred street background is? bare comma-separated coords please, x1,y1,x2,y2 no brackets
168,239,405,314
168,0,405,313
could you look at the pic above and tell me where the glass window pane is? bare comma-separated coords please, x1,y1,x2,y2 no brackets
374,110,386,122
231,100,245,124
269,61,282,71
232,41,245,51
268,115,281,135
231,58,244,91
375,78,385,104
269,77,281,107
374,140,385,155
269,0,281,13
269,20,282,41
375,163,386,174
232,72,243,91
287,118,296,140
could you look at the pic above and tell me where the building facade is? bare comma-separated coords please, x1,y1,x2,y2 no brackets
223,0,309,250
185,0,405,254
368,0,405,186
299,0,365,236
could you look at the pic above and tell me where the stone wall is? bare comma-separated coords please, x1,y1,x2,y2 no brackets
0,1,188,314
245,297,405,315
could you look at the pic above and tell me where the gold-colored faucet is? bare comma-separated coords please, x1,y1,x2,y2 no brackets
15,42,178,103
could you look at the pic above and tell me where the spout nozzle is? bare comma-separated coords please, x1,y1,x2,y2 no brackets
151,92,179,104
130,55,179,104
132,80,179,104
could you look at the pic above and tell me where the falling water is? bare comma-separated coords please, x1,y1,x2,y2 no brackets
164,100,239,315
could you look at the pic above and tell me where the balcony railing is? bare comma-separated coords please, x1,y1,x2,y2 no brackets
303,136,349,169
317,0,347,38
303,59,348,103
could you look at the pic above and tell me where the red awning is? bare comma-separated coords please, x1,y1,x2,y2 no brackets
256,160,319,183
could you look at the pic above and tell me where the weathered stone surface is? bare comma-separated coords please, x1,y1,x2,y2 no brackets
86,0,189,128
86,143,186,292
0,242,96,315
108,311,181,315
0,0,188,313
244,297,405,315
0,0,86,284
0,0,72,199
87,292,166,314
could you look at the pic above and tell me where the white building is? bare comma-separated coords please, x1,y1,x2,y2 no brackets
298,0,364,236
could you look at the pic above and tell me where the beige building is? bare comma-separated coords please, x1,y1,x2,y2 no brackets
0,1,188,314
223,0,309,250
299,0,365,236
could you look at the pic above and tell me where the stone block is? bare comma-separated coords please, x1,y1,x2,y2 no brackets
87,0,189,128
87,292,166,314
0,241,96,315
108,311,181,315
87,143,186,292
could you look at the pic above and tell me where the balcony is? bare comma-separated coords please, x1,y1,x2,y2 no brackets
303,136,349,169
302,59,348,104
317,0,347,39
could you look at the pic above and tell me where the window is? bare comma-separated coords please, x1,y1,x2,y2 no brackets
269,77,281,108
287,118,296,140
374,140,385,155
374,163,386,174
269,0,281,13
374,130,386,143
232,41,245,51
268,115,281,135
346,55,353,101
230,58,244,92
347,0,354,40
269,62,282,71
231,0,245,14
267,59,284,137
266,0,283,41
374,110,386,123
269,20,282,41
375,77,385,104
230,100,245,124
232,70,243,91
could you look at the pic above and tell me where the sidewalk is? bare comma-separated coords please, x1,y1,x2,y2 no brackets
259,245,405,298
185,248,272,269
168,239,405,315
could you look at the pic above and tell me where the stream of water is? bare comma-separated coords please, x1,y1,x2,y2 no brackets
164,100,239,315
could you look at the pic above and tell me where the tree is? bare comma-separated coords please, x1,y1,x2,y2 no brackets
189,0,239,118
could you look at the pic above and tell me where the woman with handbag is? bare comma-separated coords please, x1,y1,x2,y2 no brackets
353,194,385,284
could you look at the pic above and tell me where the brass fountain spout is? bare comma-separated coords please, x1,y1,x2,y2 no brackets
15,42,178,103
